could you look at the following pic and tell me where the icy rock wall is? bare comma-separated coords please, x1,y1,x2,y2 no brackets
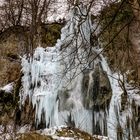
20,3,140,140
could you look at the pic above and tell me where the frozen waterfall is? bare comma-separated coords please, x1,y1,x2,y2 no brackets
20,3,140,140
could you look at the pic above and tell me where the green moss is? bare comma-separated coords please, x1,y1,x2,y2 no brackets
41,23,63,46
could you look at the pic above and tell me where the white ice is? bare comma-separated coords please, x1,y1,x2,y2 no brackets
0,82,14,93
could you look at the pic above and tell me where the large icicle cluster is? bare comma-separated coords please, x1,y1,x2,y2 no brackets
20,4,94,133
21,47,62,127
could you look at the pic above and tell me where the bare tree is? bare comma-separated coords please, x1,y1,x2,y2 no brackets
0,0,24,27
22,0,55,52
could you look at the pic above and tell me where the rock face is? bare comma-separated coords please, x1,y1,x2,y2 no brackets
0,24,62,87
86,63,111,135
129,21,140,79
129,0,140,79
0,125,109,140
0,90,14,125
0,26,29,131
0,23,63,130
0,26,28,86
82,63,111,109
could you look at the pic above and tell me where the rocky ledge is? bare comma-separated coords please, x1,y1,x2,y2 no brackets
0,125,109,140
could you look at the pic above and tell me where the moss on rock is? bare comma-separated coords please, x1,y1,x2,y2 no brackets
41,23,63,47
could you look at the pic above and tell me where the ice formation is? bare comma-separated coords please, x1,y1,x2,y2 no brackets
21,46,62,127
20,3,140,140
21,4,94,133
100,54,140,140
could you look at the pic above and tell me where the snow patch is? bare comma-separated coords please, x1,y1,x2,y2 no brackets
0,82,14,93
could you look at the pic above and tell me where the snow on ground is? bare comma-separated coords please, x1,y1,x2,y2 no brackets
37,126,109,140
0,125,109,140
0,124,15,140
0,82,14,93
